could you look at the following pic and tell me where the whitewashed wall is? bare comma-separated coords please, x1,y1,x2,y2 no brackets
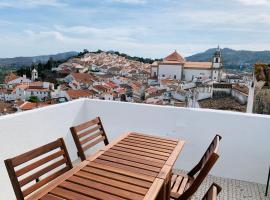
183,69,212,81
0,99,269,199
159,64,182,80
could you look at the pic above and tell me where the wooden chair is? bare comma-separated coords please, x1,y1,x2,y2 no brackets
201,183,222,200
4,138,73,200
170,135,222,200
70,117,109,161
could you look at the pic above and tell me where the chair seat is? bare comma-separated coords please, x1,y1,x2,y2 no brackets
170,172,193,199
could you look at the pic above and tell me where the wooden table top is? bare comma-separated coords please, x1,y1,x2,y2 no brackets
27,132,185,200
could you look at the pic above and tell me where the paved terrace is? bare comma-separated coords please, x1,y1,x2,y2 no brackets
175,170,269,200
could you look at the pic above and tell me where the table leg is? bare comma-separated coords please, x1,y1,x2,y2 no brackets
156,169,172,200
165,169,172,200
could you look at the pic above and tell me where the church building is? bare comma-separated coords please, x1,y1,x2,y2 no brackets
151,48,223,82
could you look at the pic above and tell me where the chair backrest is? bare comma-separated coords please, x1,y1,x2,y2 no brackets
70,117,109,161
4,138,72,200
181,135,222,199
201,183,222,200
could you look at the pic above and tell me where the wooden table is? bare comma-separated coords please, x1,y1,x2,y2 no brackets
27,132,185,200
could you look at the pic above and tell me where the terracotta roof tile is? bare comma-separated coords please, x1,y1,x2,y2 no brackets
4,73,19,84
19,102,49,111
66,90,92,99
163,51,185,63
184,62,212,69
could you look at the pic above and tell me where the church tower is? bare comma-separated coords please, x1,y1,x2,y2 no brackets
212,46,223,82
31,68,38,81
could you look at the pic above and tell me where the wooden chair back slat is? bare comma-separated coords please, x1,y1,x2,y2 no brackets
70,117,109,161
16,150,64,177
74,118,100,133
4,138,72,200
11,140,62,167
78,125,101,139
178,135,222,200
22,167,70,197
201,183,222,200
82,136,105,152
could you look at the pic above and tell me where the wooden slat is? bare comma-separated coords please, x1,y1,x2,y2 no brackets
78,125,101,139
111,146,168,161
20,158,67,187
178,177,188,195
124,136,176,148
50,187,95,200
82,137,105,151
26,161,89,200
171,174,177,187
74,118,99,133
87,162,155,182
103,151,164,168
40,194,65,200
23,167,69,197
94,159,158,177
82,166,152,188
16,150,64,177
123,137,175,151
75,170,149,195
171,175,183,193
11,140,62,167
107,149,165,165
60,179,128,200
119,140,173,154
98,155,161,172
68,175,144,200
116,143,171,157
98,132,131,152
129,133,178,144
143,178,164,200
80,131,103,145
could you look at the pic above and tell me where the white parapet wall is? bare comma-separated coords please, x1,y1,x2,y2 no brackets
0,98,269,199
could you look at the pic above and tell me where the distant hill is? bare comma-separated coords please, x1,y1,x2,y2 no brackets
186,48,270,69
0,51,78,68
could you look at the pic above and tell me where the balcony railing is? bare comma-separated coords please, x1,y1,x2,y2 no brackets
0,98,269,199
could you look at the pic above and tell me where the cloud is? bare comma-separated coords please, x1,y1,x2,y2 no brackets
24,30,65,41
106,0,147,4
0,0,67,9
54,25,148,42
236,0,270,6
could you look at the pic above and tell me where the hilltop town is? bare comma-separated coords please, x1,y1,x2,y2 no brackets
0,49,253,115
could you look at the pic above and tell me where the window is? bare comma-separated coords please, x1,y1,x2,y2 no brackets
215,58,219,63
174,75,177,79
162,74,165,77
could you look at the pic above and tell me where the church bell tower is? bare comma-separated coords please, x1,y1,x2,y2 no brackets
212,46,223,82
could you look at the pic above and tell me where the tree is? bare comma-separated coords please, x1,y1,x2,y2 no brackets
120,94,127,102
29,96,39,103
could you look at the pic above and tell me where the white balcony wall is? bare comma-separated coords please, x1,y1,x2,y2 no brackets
0,98,269,199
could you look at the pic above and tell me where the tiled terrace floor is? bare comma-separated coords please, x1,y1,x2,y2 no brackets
175,170,269,200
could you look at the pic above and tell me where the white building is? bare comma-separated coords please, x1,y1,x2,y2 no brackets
151,48,223,82
4,73,31,88
31,68,38,81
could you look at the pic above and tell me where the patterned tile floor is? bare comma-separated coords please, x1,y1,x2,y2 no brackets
174,170,269,200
